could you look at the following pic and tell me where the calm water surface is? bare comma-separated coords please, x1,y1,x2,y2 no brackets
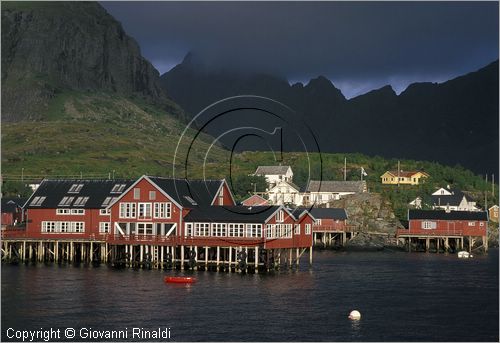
2,250,499,341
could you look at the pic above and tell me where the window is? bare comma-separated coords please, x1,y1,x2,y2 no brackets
194,223,210,236
70,222,84,233
119,203,136,218
101,197,113,207
266,224,275,239
422,221,437,229
183,196,198,206
316,219,322,225
43,221,84,233
138,203,152,219
30,196,47,206
42,221,56,233
305,224,311,235
154,203,172,219
99,222,110,233
468,222,476,227
185,223,193,236
149,191,156,200
133,188,140,199
229,224,245,237
73,196,89,207
218,189,224,205
111,184,127,193
276,210,284,223
480,222,484,227
245,224,262,238
212,223,227,237
294,224,300,234
56,209,70,215
137,223,154,235
58,196,74,207
68,184,84,193
60,222,69,233
70,209,85,215
100,209,110,215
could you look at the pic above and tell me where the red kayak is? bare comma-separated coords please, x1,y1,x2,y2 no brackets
164,276,197,284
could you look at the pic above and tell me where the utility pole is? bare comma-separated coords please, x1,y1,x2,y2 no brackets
344,157,347,181
485,174,488,209
397,160,400,187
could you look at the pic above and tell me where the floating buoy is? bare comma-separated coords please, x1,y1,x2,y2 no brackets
348,310,361,320
164,276,197,284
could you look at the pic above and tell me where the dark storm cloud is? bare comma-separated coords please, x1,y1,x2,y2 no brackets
100,1,498,98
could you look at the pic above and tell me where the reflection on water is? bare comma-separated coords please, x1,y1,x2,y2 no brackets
2,250,498,341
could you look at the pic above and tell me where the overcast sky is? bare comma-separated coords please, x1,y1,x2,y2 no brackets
101,1,498,98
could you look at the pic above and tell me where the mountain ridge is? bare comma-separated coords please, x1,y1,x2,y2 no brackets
160,55,499,175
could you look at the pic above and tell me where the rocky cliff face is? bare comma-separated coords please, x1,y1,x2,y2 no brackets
1,1,180,121
329,193,403,235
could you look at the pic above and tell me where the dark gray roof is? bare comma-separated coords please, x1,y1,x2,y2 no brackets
255,166,291,175
184,205,282,223
431,189,474,207
1,197,27,213
408,209,488,221
309,208,348,220
147,177,225,208
25,179,134,209
306,180,366,193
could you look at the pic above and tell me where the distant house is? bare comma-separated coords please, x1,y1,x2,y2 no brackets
254,166,293,188
303,180,367,206
489,205,499,223
380,170,429,185
241,194,269,207
267,181,303,206
409,186,479,212
1,197,27,228
308,208,348,232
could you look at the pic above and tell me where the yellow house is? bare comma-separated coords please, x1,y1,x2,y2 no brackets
380,170,429,185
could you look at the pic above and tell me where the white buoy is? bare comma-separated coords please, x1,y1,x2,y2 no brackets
348,310,361,320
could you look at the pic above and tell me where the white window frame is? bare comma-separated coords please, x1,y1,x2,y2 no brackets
100,208,111,215
305,224,311,235
138,202,152,219
276,210,284,223
119,203,136,219
185,223,193,237
133,188,140,200
422,221,437,229
468,222,476,227
56,209,71,215
149,191,156,200
294,224,300,234
70,209,85,215
99,222,111,233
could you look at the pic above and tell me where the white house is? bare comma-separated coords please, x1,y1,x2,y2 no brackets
267,181,303,206
409,186,479,212
254,166,293,188
303,180,367,206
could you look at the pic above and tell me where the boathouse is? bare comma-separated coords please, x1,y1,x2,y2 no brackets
397,209,488,252
308,208,349,246
2,175,314,271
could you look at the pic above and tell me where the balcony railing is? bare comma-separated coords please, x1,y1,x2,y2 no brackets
396,227,486,237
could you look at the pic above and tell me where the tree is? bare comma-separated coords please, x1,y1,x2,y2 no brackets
228,175,267,202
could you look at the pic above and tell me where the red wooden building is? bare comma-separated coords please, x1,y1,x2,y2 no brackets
1,197,26,229
397,209,488,252
2,175,314,270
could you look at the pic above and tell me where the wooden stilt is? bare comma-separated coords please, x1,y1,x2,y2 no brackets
180,245,185,270
216,246,220,270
